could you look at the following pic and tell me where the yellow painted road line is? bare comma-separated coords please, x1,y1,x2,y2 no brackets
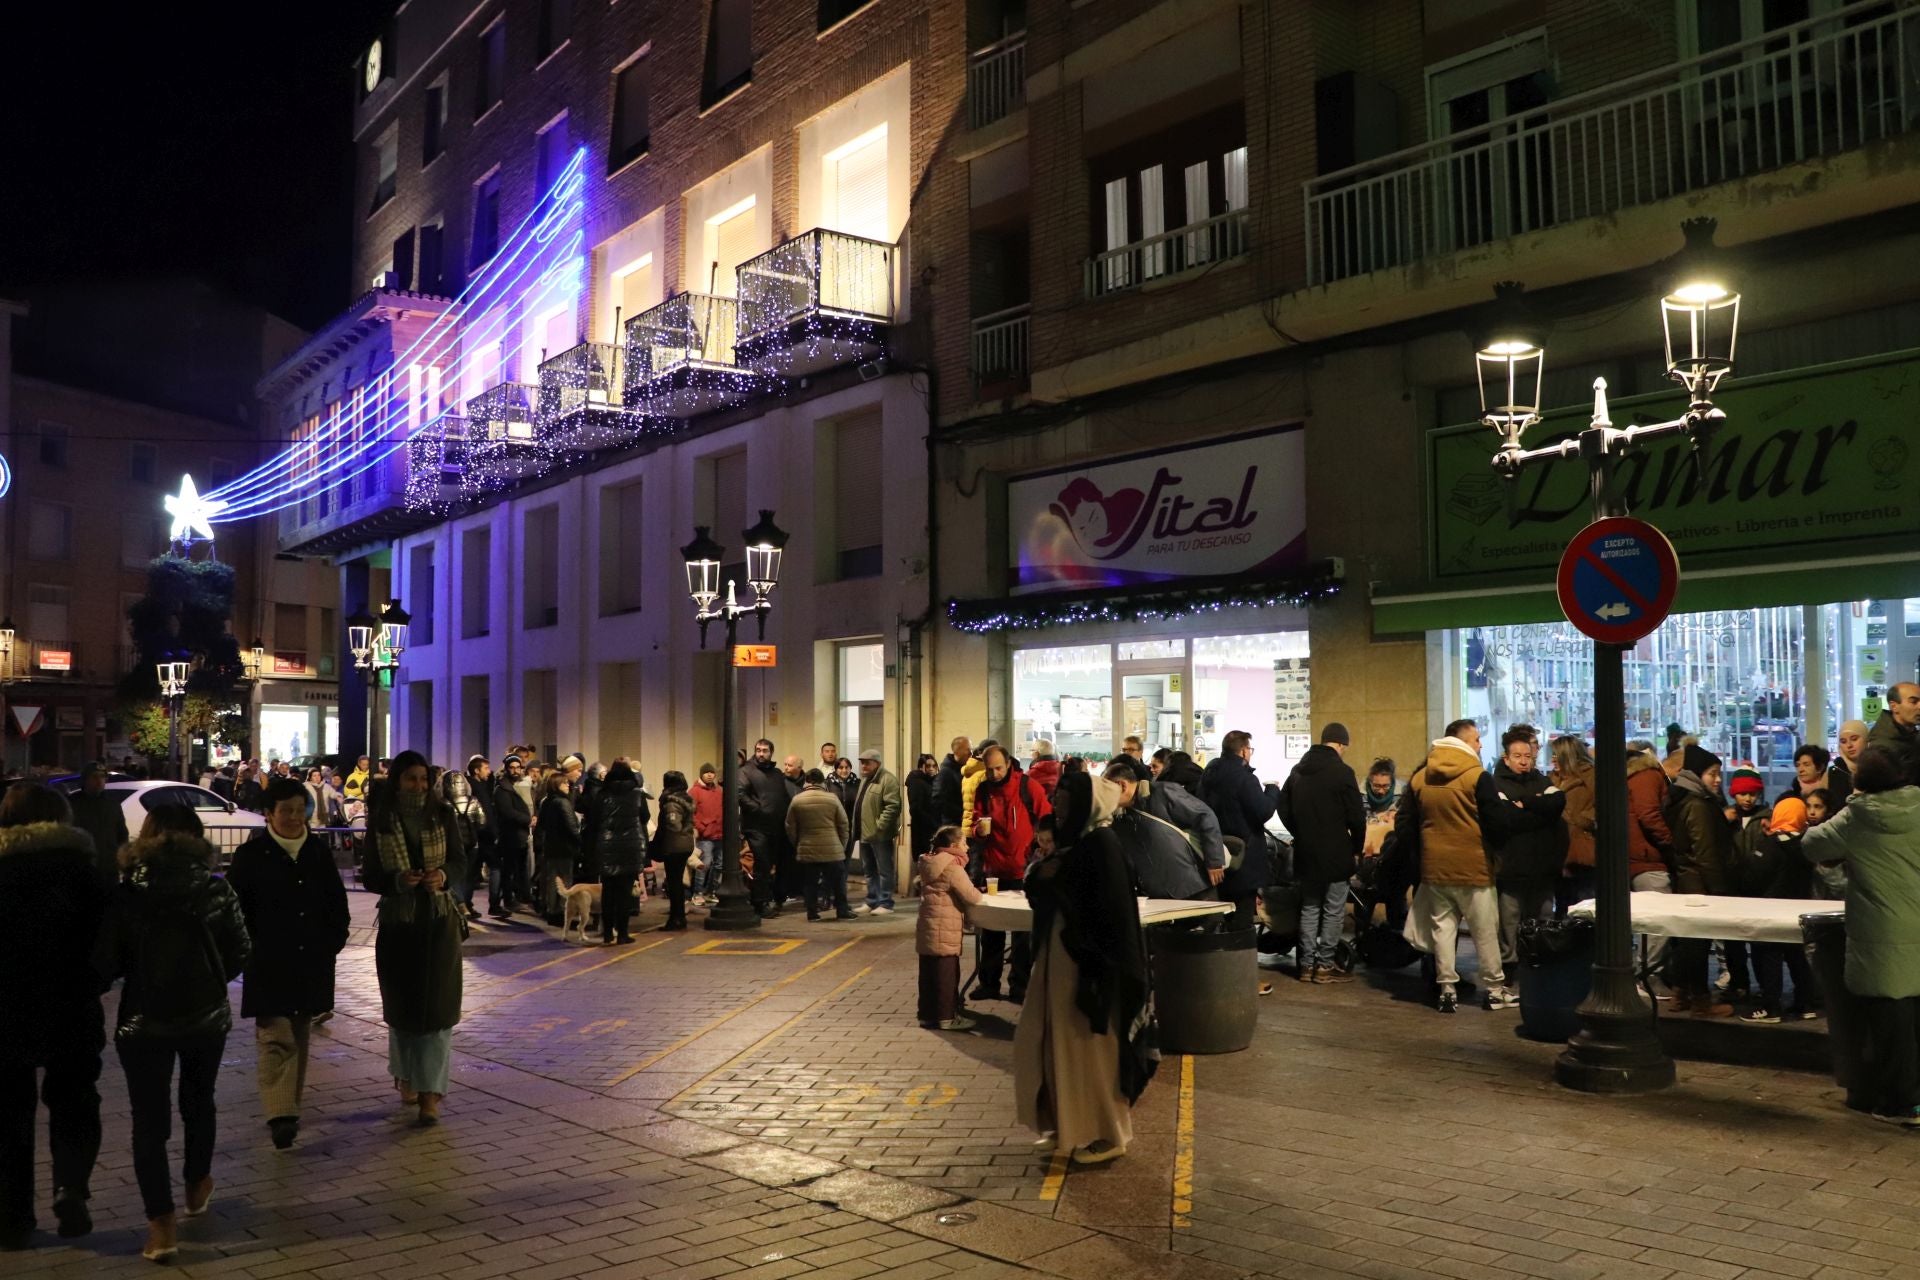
481,935,673,1009
1039,1146,1069,1202
1172,1053,1195,1227
665,965,875,1108
499,938,644,981
605,936,863,1085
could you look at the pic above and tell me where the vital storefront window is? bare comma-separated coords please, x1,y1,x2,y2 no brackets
1014,645,1113,762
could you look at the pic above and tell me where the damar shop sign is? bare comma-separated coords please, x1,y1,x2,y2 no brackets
1008,425,1306,595
1428,351,1917,580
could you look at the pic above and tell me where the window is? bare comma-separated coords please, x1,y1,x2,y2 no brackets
129,442,156,484
706,200,758,296
371,126,398,214
274,603,308,662
408,545,436,646
475,20,506,119
538,0,573,61
831,412,882,579
461,526,492,638
419,222,446,294
28,584,70,645
28,502,72,561
697,449,749,594
609,52,650,170
39,423,68,468
523,668,558,761
535,113,570,197
836,642,885,760
703,0,753,108
1087,104,1248,296
824,126,889,241
610,254,655,335
471,171,502,267
598,662,643,763
522,506,559,629
461,675,491,761
122,515,162,568
407,681,434,761
598,480,645,615
819,0,874,30
522,303,576,382
423,78,448,163
391,228,415,291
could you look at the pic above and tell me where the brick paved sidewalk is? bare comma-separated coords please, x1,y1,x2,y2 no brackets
14,885,1918,1279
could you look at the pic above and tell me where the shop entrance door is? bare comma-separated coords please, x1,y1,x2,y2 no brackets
1113,654,1191,761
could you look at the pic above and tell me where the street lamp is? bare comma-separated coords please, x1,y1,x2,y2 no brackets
1472,217,1741,1094
243,638,266,682
681,510,789,931
349,602,408,761
158,656,192,781
0,618,13,682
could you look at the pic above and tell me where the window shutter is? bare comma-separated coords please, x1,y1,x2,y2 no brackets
1223,147,1249,210
834,413,882,556
1138,164,1166,277
832,130,889,241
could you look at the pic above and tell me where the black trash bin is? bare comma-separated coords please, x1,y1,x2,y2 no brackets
1516,916,1595,1043
1148,924,1258,1054
1801,912,1869,1110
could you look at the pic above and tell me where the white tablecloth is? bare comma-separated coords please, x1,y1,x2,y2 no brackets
968,893,1233,932
1568,892,1842,944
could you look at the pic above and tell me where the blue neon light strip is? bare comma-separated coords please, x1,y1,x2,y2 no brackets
208,149,589,520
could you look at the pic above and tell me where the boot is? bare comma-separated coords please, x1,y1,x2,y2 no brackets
142,1213,178,1263
418,1093,442,1125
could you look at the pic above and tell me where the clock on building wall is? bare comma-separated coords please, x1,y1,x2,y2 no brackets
364,39,384,94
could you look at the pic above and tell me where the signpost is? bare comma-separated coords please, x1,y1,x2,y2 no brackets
1556,517,1680,645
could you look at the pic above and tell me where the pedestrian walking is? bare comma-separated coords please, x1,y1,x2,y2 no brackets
94,804,250,1263
67,763,128,886
916,826,982,1030
1802,745,1920,1125
595,760,650,941
0,784,108,1251
787,770,853,920
650,769,696,932
225,777,351,1151
854,749,905,916
360,751,467,1126
1275,724,1366,984
1014,771,1157,1166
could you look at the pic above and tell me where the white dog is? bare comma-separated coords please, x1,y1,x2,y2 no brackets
555,877,602,943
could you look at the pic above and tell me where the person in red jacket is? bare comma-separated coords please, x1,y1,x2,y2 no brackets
1026,741,1061,801
690,764,726,905
971,746,1052,1003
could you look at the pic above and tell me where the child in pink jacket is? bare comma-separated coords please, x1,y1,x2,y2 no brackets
917,826,983,1031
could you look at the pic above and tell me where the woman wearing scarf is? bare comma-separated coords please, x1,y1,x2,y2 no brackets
360,750,467,1125
1012,770,1158,1166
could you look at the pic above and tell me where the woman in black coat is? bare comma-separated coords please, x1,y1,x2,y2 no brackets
94,805,250,1263
0,784,109,1250
226,776,351,1150
906,754,938,856
536,773,582,925
651,770,697,932
593,762,649,943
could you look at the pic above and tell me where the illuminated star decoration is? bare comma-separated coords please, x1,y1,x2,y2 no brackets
165,474,224,545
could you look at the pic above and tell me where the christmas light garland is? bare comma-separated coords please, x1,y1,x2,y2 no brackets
947,568,1344,634
735,229,891,375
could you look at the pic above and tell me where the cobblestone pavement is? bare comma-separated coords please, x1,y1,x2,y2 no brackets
14,885,1919,1279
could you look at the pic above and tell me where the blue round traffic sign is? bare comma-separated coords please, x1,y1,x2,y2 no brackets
1556,516,1680,645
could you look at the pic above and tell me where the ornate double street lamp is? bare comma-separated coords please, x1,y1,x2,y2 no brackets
1473,217,1740,1093
348,600,410,761
157,657,192,782
680,510,790,932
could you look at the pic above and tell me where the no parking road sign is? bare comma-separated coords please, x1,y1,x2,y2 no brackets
1556,516,1680,646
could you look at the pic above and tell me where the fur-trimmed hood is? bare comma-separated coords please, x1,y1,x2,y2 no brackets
121,831,218,886
0,820,95,861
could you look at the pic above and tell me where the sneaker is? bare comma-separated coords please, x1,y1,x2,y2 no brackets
851,904,871,915
1795,1008,1823,1021
1256,951,1290,971
1437,986,1458,1014
1484,985,1520,1010
1071,1139,1126,1166
1313,967,1354,985
1870,1106,1920,1128
938,1016,977,1032
869,905,893,916
1739,1009,1783,1025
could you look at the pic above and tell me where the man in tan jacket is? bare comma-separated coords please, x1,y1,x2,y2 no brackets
1398,719,1505,1013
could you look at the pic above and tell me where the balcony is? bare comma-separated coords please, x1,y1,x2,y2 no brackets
1304,1,1920,284
1085,208,1251,299
736,229,895,375
969,32,1026,129
404,417,469,513
623,293,759,418
461,383,549,494
971,303,1030,390
536,341,637,452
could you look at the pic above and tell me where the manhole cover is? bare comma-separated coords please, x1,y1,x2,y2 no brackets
934,1212,976,1226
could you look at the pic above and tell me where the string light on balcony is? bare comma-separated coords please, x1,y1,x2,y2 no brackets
733,231,890,376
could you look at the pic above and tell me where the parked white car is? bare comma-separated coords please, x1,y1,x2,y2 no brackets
103,781,265,859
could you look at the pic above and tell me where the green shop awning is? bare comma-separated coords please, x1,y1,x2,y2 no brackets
1371,551,1920,634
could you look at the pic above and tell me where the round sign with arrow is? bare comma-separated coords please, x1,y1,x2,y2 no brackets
1556,516,1680,646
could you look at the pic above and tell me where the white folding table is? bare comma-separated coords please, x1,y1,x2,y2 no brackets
1568,892,1842,944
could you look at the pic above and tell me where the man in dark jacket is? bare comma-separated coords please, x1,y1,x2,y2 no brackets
933,737,972,828
906,754,938,856
226,777,351,1150
740,739,793,917
1475,728,1567,1009
0,786,108,1246
1869,683,1920,786
1276,725,1367,983
491,756,533,919
455,756,498,918
593,762,649,942
67,763,129,886
1104,755,1222,900
1201,730,1280,928
1665,744,1733,1016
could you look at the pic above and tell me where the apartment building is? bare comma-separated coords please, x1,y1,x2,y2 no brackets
251,0,966,778
933,0,1920,784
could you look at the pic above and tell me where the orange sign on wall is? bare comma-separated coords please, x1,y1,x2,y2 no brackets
732,644,777,668
38,650,72,672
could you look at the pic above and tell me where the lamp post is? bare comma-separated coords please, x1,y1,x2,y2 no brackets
158,657,191,782
0,619,14,776
349,602,409,761
681,510,789,932
1473,217,1739,1094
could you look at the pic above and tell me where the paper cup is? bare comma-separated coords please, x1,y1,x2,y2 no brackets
986,876,1000,894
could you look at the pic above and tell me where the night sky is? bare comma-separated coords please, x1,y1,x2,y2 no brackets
1,4,393,332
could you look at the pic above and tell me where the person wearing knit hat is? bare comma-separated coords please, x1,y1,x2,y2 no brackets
1666,743,1734,1017
1720,768,1770,1002
1736,793,1818,1024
